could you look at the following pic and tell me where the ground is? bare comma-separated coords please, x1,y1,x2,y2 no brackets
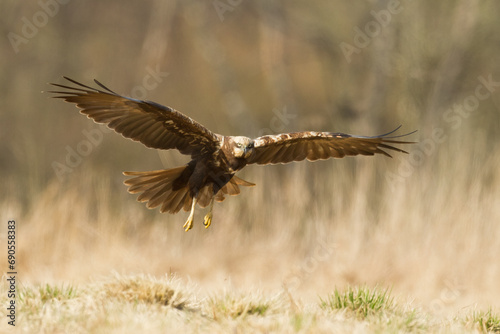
2,274,499,333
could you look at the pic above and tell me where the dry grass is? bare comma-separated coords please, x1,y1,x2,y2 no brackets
2,274,499,333
2,0,500,332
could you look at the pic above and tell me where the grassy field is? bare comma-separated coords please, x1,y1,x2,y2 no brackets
2,143,500,332
2,0,500,332
1,274,499,333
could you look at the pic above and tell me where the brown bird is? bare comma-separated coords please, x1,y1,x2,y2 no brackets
49,77,416,231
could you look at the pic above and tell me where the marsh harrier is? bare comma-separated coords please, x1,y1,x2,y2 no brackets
50,77,415,231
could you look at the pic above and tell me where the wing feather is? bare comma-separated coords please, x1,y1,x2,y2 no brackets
49,77,220,156
292,142,308,162
248,126,416,165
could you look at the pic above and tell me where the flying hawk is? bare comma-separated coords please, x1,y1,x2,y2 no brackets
49,77,416,231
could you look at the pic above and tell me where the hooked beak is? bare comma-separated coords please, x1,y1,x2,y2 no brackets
243,147,251,159
243,145,253,159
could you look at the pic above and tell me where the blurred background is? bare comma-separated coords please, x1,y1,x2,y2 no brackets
1,0,499,313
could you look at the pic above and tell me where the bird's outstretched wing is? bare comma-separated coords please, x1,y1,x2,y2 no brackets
49,77,220,156
247,126,416,165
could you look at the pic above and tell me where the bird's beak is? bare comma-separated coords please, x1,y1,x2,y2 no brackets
243,147,252,159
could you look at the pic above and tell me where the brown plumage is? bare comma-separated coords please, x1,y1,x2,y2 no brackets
49,77,416,231
123,168,254,214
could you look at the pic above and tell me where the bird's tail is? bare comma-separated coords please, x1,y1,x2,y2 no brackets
123,167,191,214
123,167,255,214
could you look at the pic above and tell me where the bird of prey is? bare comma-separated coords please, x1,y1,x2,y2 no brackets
49,77,415,231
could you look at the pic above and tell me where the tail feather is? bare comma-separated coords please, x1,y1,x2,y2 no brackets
212,175,256,202
159,188,186,213
147,184,174,208
142,173,180,203
124,167,190,214
182,192,193,212
129,175,173,194
137,179,171,202
134,173,178,204
198,185,219,207
123,168,256,213
232,176,256,187
169,189,190,213
124,168,185,193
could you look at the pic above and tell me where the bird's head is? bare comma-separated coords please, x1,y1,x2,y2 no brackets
231,136,254,159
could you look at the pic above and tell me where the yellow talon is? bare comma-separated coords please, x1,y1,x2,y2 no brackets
203,213,212,228
184,198,197,232
203,197,214,229
183,219,193,231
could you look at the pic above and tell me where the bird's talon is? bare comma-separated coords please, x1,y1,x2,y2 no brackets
183,219,193,232
183,198,197,232
203,214,212,228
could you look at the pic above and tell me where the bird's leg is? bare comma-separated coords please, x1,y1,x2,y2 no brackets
203,197,214,229
183,197,197,232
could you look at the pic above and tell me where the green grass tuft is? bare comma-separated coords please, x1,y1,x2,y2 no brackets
466,308,500,333
319,286,430,332
320,286,394,318
38,284,78,302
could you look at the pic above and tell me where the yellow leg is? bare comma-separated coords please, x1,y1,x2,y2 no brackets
203,197,214,229
183,198,197,232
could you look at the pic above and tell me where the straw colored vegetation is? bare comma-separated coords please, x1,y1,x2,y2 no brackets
2,275,499,333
